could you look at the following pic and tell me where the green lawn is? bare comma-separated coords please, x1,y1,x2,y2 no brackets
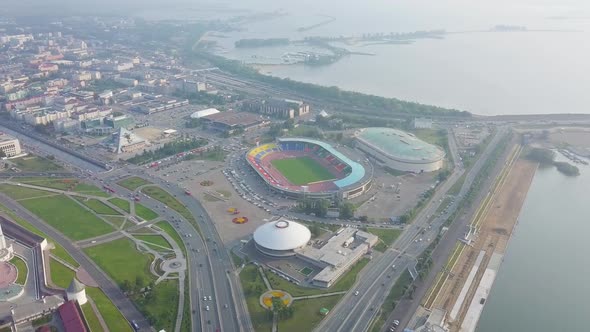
81,302,104,332
0,203,78,267
10,156,63,172
75,197,121,215
239,265,273,332
109,197,131,213
278,295,343,332
50,258,75,289
141,186,196,223
117,176,152,191
135,279,179,331
0,184,55,200
155,221,186,255
86,287,133,332
103,216,127,229
366,228,402,246
17,177,77,191
135,203,159,221
271,156,334,185
10,256,27,285
84,238,179,331
20,195,114,241
135,235,172,249
84,238,152,286
73,183,109,197
265,258,370,297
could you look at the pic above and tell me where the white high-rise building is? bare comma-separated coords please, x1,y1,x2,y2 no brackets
0,223,14,262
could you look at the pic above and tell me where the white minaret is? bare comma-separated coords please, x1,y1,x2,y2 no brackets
66,278,87,305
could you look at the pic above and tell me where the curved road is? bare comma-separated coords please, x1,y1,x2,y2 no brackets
0,192,150,331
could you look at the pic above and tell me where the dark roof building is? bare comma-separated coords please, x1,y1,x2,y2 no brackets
201,111,268,134
58,300,89,332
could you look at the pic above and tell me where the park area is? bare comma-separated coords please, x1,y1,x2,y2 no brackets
271,156,334,185
239,264,348,332
84,237,179,331
19,195,114,241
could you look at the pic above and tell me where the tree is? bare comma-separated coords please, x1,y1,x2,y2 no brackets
135,275,146,291
0,150,5,158
314,199,330,217
339,202,356,219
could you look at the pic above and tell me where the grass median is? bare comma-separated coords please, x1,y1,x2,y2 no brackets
118,176,152,191
10,256,27,285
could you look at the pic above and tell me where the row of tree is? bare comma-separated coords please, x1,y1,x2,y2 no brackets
127,137,207,164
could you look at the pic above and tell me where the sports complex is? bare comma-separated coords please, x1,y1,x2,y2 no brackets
246,138,373,200
355,127,446,173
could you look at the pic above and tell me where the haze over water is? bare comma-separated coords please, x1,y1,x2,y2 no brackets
140,0,590,116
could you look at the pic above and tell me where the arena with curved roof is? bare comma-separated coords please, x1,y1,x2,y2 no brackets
253,218,311,257
246,138,373,201
355,127,445,172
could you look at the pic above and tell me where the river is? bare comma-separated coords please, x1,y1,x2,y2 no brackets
137,0,590,116
476,158,590,331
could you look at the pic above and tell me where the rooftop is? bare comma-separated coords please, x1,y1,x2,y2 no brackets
253,218,311,251
203,111,264,128
356,127,445,163
0,132,18,143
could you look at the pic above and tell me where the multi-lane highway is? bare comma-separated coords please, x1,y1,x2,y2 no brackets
98,166,252,332
316,128,507,332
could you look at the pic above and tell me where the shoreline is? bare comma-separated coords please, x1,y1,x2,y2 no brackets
414,147,539,332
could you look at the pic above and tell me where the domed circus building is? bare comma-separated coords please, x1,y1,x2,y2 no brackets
253,218,311,257
354,127,445,173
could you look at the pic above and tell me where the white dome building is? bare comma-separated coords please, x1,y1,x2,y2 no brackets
66,278,87,305
253,218,311,257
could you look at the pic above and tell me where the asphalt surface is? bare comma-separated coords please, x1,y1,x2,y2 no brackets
98,166,251,332
0,124,106,173
0,192,150,331
316,128,507,332
381,130,515,332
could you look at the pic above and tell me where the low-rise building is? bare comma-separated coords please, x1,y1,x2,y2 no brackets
243,98,310,119
0,133,22,158
104,115,134,129
297,227,378,288
201,111,268,134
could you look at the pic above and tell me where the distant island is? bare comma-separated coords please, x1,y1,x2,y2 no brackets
492,25,527,32
235,38,290,48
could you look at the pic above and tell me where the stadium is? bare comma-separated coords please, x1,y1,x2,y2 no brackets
246,138,373,201
355,127,446,173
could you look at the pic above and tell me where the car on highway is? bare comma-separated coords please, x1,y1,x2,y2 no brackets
205,305,210,311
354,290,360,296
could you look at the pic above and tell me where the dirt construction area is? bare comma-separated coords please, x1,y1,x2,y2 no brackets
425,153,538,331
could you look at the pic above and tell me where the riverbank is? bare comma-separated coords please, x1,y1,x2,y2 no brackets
414,147,538,332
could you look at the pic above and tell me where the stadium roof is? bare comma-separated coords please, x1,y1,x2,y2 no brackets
278,138,366,188
253,218,311,251
356,127,445,163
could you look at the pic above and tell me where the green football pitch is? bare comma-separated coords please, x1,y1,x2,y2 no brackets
270,156,334,185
